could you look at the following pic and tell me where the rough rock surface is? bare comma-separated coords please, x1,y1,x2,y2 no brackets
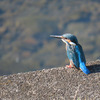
0,60,100,100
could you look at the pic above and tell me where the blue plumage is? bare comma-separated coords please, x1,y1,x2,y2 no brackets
50,33,90,74
75,45,90,74
62,33,78,44
63,34,90,74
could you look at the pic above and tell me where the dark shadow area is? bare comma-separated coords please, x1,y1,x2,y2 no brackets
87,64,100,73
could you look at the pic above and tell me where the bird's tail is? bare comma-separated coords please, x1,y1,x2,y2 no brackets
80,62,90,74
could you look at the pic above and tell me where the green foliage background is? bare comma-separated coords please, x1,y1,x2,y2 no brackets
0,0,100,75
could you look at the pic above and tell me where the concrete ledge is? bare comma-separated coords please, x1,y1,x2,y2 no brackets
0,60,100,100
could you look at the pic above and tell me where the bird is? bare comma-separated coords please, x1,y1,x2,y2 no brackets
50,33,90,74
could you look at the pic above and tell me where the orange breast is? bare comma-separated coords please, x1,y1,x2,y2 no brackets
66,39,71,43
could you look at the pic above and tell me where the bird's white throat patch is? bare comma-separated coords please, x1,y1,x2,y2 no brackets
61,39,76,46
69,42,76,46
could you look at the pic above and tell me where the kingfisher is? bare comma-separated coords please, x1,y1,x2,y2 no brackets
50,33,90,74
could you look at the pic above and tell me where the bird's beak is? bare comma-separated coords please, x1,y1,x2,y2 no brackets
50,35,75,45
50,35,69,43
50,35,63,39
50,35,67,43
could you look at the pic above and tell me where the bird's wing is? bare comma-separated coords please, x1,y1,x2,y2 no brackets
75,44,90,74
75,44,86,64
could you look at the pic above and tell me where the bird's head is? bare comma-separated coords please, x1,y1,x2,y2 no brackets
50,33,78,45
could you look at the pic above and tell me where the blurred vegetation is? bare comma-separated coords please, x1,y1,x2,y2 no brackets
0,0,100,75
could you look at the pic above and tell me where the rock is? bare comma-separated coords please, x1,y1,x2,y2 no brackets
0,60,100,100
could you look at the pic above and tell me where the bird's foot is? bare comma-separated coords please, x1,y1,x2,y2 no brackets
65,65,72,68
